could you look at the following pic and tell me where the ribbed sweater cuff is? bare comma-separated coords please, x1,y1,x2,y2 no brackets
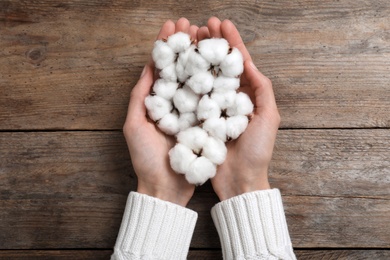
112,192,198,260
211,189,296,260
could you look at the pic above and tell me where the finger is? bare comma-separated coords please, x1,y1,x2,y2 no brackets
221,19,251,62
175,17,190,33
127,61,154,124
197,26,210,41
244,60,277,113
207,16,222,38
189,25,199,43
156,20,176,40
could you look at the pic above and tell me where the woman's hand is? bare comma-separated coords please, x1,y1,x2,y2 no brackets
202,17,281,201
123,18,199,207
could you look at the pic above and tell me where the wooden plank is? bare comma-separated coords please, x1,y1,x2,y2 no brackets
295,250,390,260
0,250,388,260
0,130,389,249
1,0,389,130
0,250,113,260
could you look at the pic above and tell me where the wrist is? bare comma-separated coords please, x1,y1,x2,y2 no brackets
217,175,271,201
137,182,192,207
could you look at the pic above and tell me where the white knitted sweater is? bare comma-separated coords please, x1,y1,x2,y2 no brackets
111,189,296,260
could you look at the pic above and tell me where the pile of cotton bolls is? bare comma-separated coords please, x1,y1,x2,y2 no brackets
145,32,254,185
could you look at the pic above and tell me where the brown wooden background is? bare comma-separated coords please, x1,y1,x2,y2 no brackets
1,0,389,259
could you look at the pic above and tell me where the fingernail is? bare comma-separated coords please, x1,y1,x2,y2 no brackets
249,61,258,71
140,65,147,78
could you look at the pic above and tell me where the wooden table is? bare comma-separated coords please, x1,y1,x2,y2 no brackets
1,0,389,259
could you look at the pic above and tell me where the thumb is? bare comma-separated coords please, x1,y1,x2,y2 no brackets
244,60,278,114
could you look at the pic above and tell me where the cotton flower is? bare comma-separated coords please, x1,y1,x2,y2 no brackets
152,40,176,70
198,38,229,65
186,72,214,95
177,126,208,154
158,112,180,135
186,156,216,185
167,32,191,53
226,115,249,139
173,86,199,113
197,95,221,121
169,143,197,174
202,117,227,142
152,79,178,100
227,92,254,116
202,136,227,164
220,47,244,77
144,95,172,121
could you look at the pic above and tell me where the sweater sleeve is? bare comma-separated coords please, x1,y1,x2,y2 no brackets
211,189,296,260
111,192,198,260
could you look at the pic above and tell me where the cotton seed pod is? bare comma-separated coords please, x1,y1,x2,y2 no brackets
213,76,240,92
173,85,200,113
226,115,249,139
184,46,210,76
144,95,172,121
177,126,208,154
187,71,214,95
158,112,180,135
202,136,227,165
198,38,229,65
220,47,244,77
152,79,178,100
211,90,237,110
159,63,177,82
167,31,191,53
227,92,254,116
186,156,216,185
152,40,176,70
178,112,198,131
202,117,227,142
169,143,197,174
197,95,221,121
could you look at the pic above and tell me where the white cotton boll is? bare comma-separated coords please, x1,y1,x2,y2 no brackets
197,95,221,121
173,86,199,113
186,72,214,95
211,90,237,110
152,79,178,100
167,32,191,53
220,47,244,77
158,112,180,135
213,76,240,92
227,92,254,116
186,156,216,185
144,95,172,121
226,115,249,140
152,40,176,70
159,63,177,82
198,38,229,65
176,61,188,83
169,143,197,174
202,117,227,142
202,137,227,165
179,112,198,131
177,126,208,153
185,47,210,76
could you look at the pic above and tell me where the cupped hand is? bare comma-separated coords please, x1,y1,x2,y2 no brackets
204,17,281,201
123,18,199,207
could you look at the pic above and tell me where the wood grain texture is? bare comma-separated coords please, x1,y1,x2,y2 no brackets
1,0,389,130
1,131,389,249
